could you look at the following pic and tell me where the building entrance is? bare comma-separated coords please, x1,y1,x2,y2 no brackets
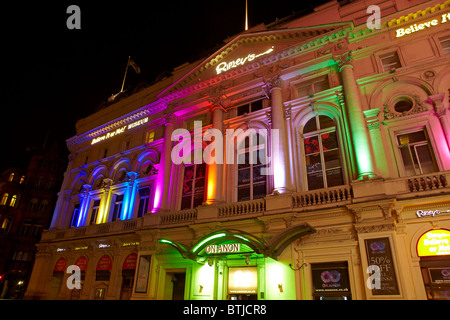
164,270,186,300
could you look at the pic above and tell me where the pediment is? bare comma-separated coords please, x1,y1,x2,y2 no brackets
158,22,351,100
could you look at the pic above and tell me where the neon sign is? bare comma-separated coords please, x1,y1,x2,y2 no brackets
215,47,274,74
205,243,240,254
417,229,450,256
395,13,450,37
416,209,450,218
91,117,149,145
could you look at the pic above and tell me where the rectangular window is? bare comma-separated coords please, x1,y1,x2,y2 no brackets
20,220,32,236
380,52,401,72
237,99,264,116
296,75,330,98
90,199,101,225
181,163,206,210
397,129,437,176
111,194,124,222
439,34,450,54
137,187,151,217
237,134,268,201
71,204,80,227
146,130,155,144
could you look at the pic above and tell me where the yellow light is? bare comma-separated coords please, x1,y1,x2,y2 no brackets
417,229,450,257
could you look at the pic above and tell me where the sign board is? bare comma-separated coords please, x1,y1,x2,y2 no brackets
311,264,350,293
123,253,137,270
417,229,450,257
96,255,112,271
75,256,88,271
429,268,450,283
395,13,450,37
135,255,152,293
228,267,258,294
54,258,67,272
364,237,400,295
205,243,240,254
91,117,149,145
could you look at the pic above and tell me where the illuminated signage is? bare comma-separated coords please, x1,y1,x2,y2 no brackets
216,47,274,74
205,243,240,254
122,241,140,247
98,243,110,248
416,209,450,218
75,246,88,251
228,267,258,294
417,229,450,257
91,117,149,145
395,13,450,37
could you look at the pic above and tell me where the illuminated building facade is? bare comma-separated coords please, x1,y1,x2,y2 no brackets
26,0,450,300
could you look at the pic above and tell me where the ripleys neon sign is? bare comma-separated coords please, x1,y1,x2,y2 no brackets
215,47,274,74
395,13,450,37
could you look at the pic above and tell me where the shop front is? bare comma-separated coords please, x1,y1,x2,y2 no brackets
157,224,315,300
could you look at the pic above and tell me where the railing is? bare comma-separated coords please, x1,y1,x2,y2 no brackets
159,209,197,225
292,185,353,208
407,174,447,192
218,198,265,218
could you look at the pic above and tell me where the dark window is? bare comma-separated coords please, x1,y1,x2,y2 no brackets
137,187,150,217
439,34,450,54
397,129,437,175
296,75,330,98
90,199,101,225
71,204,80,227
181,163,206,210
380,52,401,72
112,194,124,221
237,99,265,116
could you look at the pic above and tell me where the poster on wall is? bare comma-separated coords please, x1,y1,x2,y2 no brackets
135,255,151,293
364,237,400,295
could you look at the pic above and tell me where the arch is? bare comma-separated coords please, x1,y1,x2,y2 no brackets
291,101,342,132
109,157,131,182
410,222,450,259
88,165,109,186
70,171,88,193
369,76,435,109
433,67,450,94
133,148,160,173
265,223,315,259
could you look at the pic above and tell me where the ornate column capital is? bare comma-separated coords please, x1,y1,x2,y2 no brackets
265,75,282,93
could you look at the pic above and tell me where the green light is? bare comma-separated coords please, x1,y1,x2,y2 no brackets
159,239,174,245
192,233,226,253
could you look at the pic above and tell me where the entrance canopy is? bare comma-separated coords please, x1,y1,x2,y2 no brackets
158,224,315,262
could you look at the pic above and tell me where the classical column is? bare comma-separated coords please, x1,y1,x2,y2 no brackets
97,178,113,224
77,184,91,227
268,76,294,194
334,50,376,179
121,171,138,220
152,113,176,213
429,93,450,150
206,105,224,204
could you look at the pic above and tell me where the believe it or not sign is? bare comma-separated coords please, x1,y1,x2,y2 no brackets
96,255,112,271
54,258,67,272
205,243,240,254
75,256,88,271
91,117,149,145
417,229,450,257
123,253,137,270
395,13,450,37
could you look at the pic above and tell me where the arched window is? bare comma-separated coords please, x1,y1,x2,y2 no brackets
8,173,14,182
28,198,39,211
1,193,8,206
303,115,344,190
237,132,269,201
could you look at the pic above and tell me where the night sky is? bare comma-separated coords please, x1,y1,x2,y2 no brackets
0,0,328,171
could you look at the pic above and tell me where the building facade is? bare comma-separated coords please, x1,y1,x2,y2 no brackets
0,142,66,299
25,0,450,300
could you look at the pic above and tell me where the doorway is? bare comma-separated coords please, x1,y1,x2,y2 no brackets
164,271,186,300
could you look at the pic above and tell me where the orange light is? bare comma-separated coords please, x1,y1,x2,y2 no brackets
417,229,450,257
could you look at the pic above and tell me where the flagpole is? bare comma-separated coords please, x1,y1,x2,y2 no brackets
120,56,130,93
245,0,248,31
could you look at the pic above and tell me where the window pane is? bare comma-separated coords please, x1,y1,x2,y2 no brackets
253,182,266,199
307,172,324,190
193,193,204,207
324,149,341,169
321,132,338,151
397,131,427,145
237,104,250,116
251,100,263,112
326,168,344,187
238,168,251,185
304,136,320,154
253,166,266,183
196,164,206,178
318,116,334,130
303,118,317,134
238,186,251,202
184,166,195,181
306,154,322,174
381,52,401,71
313,78,330,93
237,152,249,169
194,177,205,193
181,196,192,210
182,179,193,195
415,144,435,174
400,146,416,176
297,85,313,98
